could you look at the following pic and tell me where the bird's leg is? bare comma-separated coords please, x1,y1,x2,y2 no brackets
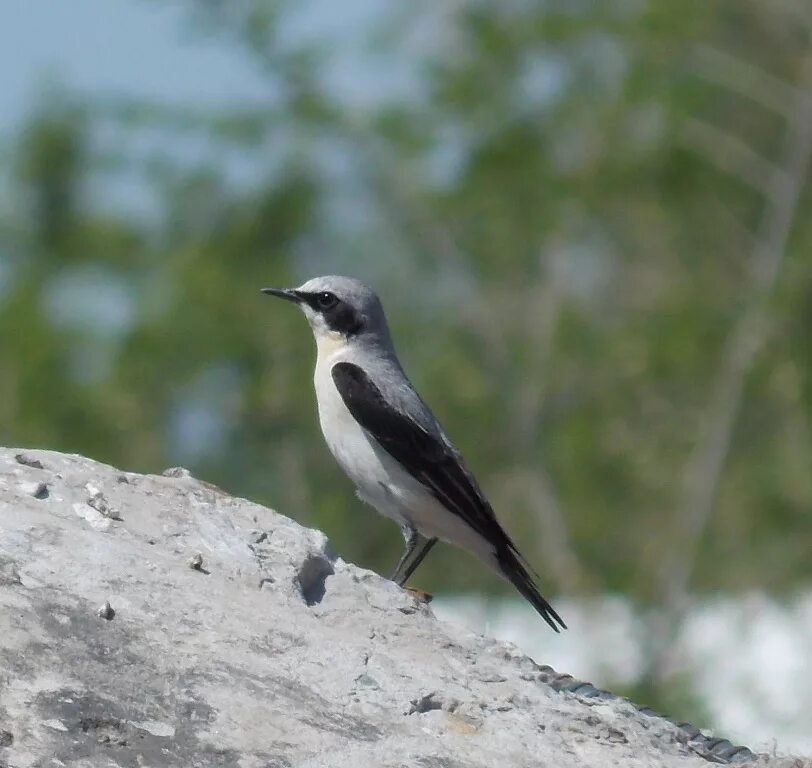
390,522,418,583
396,537,437,586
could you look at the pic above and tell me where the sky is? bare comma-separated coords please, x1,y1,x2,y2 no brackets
0,0,431,222
0,0,427,136
0,1,269,132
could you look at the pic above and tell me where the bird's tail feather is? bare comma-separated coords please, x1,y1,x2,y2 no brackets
496,548,567,633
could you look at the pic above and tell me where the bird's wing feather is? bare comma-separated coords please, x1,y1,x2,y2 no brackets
331,361,566,632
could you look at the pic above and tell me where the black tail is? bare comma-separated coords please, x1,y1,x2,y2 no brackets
496,547,567,633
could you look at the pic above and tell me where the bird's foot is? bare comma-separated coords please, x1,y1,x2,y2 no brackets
403,586,433,603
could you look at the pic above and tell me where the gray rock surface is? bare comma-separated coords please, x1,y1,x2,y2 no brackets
0,448,801,768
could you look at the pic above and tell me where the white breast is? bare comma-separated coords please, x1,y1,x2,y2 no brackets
312,340,427,526
310,337,499,567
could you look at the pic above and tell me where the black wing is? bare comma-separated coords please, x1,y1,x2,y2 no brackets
331,361,566,632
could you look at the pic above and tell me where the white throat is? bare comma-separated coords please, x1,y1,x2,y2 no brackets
315,330,349,363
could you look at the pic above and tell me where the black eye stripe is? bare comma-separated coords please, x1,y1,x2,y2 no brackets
299,291,364,335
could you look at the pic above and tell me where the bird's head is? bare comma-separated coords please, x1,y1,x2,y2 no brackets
262,275,391,348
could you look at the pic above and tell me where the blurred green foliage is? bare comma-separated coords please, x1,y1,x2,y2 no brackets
1,0,811,716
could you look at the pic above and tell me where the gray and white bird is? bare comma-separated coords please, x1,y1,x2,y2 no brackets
262,275,566,632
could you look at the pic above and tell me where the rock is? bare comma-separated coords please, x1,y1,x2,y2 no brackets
0,448,795,768
14,452,45,470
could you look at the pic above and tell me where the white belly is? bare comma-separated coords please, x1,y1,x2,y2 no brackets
315,363,427,524
313,353,498,566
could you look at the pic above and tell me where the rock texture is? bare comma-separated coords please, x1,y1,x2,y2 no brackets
0,448,800,768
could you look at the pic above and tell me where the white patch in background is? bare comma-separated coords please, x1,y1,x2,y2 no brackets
433,591,812,755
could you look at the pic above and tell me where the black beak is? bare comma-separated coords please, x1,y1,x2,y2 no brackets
261,287,302,304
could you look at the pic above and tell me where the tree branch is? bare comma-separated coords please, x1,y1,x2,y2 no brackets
682,117,787,193
658,59,812,634
689,45,799,116
750,0,812,37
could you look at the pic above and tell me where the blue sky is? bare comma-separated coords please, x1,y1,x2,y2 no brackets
0,0,427,136
0,1,270,132
0,0,432,223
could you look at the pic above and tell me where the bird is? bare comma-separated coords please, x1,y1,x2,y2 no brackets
262,275,566,632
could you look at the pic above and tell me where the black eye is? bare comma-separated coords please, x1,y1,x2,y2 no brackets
316,291,338,310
